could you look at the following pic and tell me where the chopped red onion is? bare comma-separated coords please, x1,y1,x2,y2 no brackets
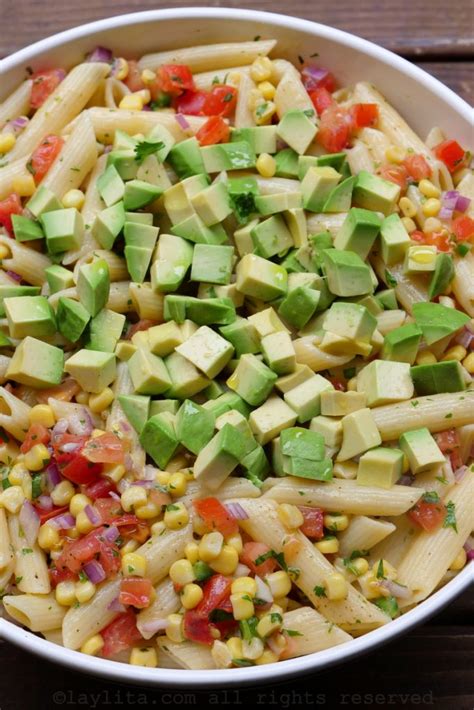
108,491,121,502
234,563,251,577
142,465,157,481
67,409,93,436
381,580,411,599
175,113,190,131
443,190,459,206
3,116,29,136
301,64,331,91
46,462,61,487
254,575,273,603
455,328,474,350
124,454,134,472
87,46,113,63
454,465,468,482
467,321,474,335
5,270,21,283
438,206,454,221
398,474,414,486
464,543,474,561
107,596,127,613
84,504,101,526
60,441,82,454
134,480,155,489
51,418,69,443
455,195,471,213
224,502,249,520
48,512,75,529
37,494,53,511
83,559,106,584
140,619,169,635
103,525,120,543
19,500,40,545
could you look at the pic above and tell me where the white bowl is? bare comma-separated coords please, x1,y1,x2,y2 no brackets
0,7,472,687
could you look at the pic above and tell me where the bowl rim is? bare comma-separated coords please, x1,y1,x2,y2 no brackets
1,6,472,687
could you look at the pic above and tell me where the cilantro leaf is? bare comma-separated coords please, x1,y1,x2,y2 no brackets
313,585,327,597
422,491,440,504
284,629,303,637
443,500,458,532
385,269,397,288
134,140,165,164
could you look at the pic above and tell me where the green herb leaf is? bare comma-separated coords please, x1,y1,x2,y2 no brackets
422,490,440,504
284,628,303,637
443,500,458,532
376,559,386,579
134,140,165,164
313,585,327,597
270,612,283,624
374,595,399,619
209,608,234,622
385,269,397,288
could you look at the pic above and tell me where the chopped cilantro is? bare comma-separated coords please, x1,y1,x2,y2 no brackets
374,595,399,619
270,612,283,624
166,503,180,511
255,102,268,119
376,559,385,579
411,400,419,408
223,92,234,103
313,585,327,597
284,628,303,637
444,413,453,419
443,500,458,532
21,548,33,555
385,269,397,288
209,608,234,622
134,140,165,164
233,659,255,667
422,491,440,504
343,367,356,379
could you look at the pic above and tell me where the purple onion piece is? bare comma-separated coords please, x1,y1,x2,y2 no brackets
48,512,75,529
37,494,53,511
175,113,190,130
455,328,474,350
5,270,21,283
454,465,468,482
103,525,120,543
46,462,61,487
67,409,93,436
140,618,169,636
19,500,40,545
107,596,126,613
224,502,249,520
87,46,113,63
84,504,101,526
438,206,454,221
300,64,331,91
83,559,106,584
455,195,471,213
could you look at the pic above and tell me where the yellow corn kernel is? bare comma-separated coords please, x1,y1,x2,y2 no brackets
266,570,292,599
449,548,467,571
69,494,92,517
350,557,369,576
51,480,75,506
130,647,157,667
409,245,437,265
442,345,467,362
242,636,264,660
257,612,283,638
422,198,441,217
38,523,60,551
122,552,147,577
462,352,474,374
141,68,157,85
255,649,279,665
372,559,397,580
149,521,165,538
120,539,139,556
135,501,160,520
62,188,85,210
324,572,348,600
253,101,276,126
114,58,129,81
28,404,55,428
419,179,440,198
257,80,276,100
424,217,443,233
315,536,339,554
231,576,257,596
88,388,114,413
211,639,232,668
184,541,199,565
8,463,28,487
75,580,96,603
0,133,16,154
166,455,189,473
248,88,264,111
323,513,349,532
12,175,36,197
0,485,24,513
24,443,50,471
169,558,195,586
269,632,287,655
276,596,289,611
385,145,406,164
55,581,76,606
75,509,96,535
164,502,189,530
91,428,105,439
401,217,417,234
166,613,184,643
181,583,204,610
75,391,90,405
344,376,357,392
167,471,187,497
277,503,304,530
155,471,171,487
0,244,11,259
103,464,126,484
119,94,144,111
256,152,276,178
399,196,417,218
199,531,224,562
226,636,243,661
416,350,437,365
358,572,380,600
81,634,104,656
192,515,208,536
226,533,243,554
121,485,147,512
230,592,254,620
210,545,239,575
250,56,273,83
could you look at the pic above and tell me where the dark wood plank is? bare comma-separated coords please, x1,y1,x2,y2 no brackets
419,62,474,105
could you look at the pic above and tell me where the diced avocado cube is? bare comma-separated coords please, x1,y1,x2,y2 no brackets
323,176,356,214
236,254,288,301
254,193,302,217
168,137,207,179
261,331,296,376
113,130,138,151
301,167,341,213
193,423,246,490
250,215,294,258
334,207,382,260
381,323,422,365
118,394,150,434
277,110,318,155
140,412,178,469
202,391,250,419
321,249,373,297
297,155,320,180
131,330,150,351
412,302,469,345
125,245,153,283
227,353,277,406
97,165,125,207
150,399,179,417
191,181,233,226
176,325,234,379
64,349,116,393
346,294,383,316
106,149,138,181
271,436,289,476
323,301,377,343
276,364,314,394
284,374,334,423
233,219,259,257
309,415,343,448
337,407,382,461
57,297,90,342
190,244,234,285
215,409,257,456
231,126,277,154
353,170,401,215
6,336,63,388
77,259,110,316
404,245,437,274
284,207,307,248
125,211,153,224
115,341,137,361
165,351,210,399
203,381,225,400
201,141,256,172
379,213,411,265
219,317,260,357
321,390,367,416
357,447,404,488
127,348,171,395
0,286,41,317
91,201,125,250
248,307,289,338
171,213,228,246
85,308,125,353
175,399,216,455
26,186,62,218
356,360,414,407
428,253,455,300
11,214,44,242
278,286,319,330
320,330,372,357
227,176,259,225
144,123,176,162
280,427,325,461
376,288,398,310
399,427,445,474
163,296,188,324
287,457,333,481
45,265,74,294
123,180,162,211
151,233,193,293
4,295,56,339
317,152,348,174
411,360,466,395
275,148,299,178
148,321,183,357
249,395,297,445
163,174,210,225
41,208,83,254
181,296,236,326
241,444,270,484
123,222,159,249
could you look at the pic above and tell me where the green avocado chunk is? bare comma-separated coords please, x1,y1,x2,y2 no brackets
220,317,261,357
41,208,84,254
231,126,277,154
321,249,373,297
250,214,294,258
26,186,62,218
57,297,90,342
85,308,126,352
428,253,455,299
323,176,356,214
376,288,398,310
190,244,234,285
123,180,162,210
168,137,207,179
411,360,466,395
163,295,236,326
0,285,41,317
77,259,110,317
227,353,277,407
412,302,470,345
6,336,64,388
381,323,422,364
97,165,125,206
11,214,44,242
91,201,125,250
280,427,325,461
4,296,56,339
278,286,320,329
45,265,74,294
118,394,150,434
353,170,401,215
140,413,179,469
334,207,382,259
175,399,216,455
275,148,299,178
227,176,259,224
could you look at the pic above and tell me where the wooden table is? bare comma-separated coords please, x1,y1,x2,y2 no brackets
1,2,473,708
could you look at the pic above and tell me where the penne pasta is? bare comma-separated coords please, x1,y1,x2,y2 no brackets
0,234,52,286
282,607,352,656
139,40,276,73
0,80,32,130
137,578,180,639
338,516,397,557
156,638,215,670
0,386,31,441
3,594,66,632
8,513,50,594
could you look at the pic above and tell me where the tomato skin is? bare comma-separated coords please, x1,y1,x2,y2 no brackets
434,139,466,172
196,116,230,146
0,193,22,235
404,154,432,181
62,454,102,485
434,429,459,454
240,541,278,576
183,574,234,645
50,566,76,588
84,478,117,501
452,215,474,242
124,60,145,93
58,526,120,576
82,432,125,465
195,574,232,617
157,65,195,95
125,319,158,340
317,106,352,153
35,378,80,404
193,497,238,537
301,66,336,92
52,434,88,465
298,506,324,539
350,103,379,129
30,69,65,109
309,87,335,116
119,578,153,609
20,423,50,454
101,609,142,658
412,230,452,253
408,500,447,532
379,164,408,191
183,610,216,645
175,90,207,116
35,504,69,525
29,135,64,183
202,85,237,117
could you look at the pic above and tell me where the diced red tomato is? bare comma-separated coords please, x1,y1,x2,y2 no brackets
82,432,125,465
434,139,467,172
62,454,102,485
408,499,447,532
194,574,232,617
298,506,324,539
329,377,346,392
93,496,123,523
452,215,474,242
175,90,207,116
196,116,230,146
124,60,145,93
317,106,352,153
350,103,379,129
125,319,158,340
202,85,237,117
379,164,408,191
49,566,76,588
29,135,64,183
101,609,142,658
309,87,335,116
240,541,278,577
301,66,336,93
58,526,120,575
425,231,452,252
119,578,153,609
156,65,195,96
84,478,117,501
35,378,80,404
434,429,459,454
35,504,69,525
30,68,65,109
183,610,216,645
193,497,238,537
0,193,22,235
449,448,464,471
183,574,234,645
51,433,88,465
20,423,50,454
404,153,432,181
